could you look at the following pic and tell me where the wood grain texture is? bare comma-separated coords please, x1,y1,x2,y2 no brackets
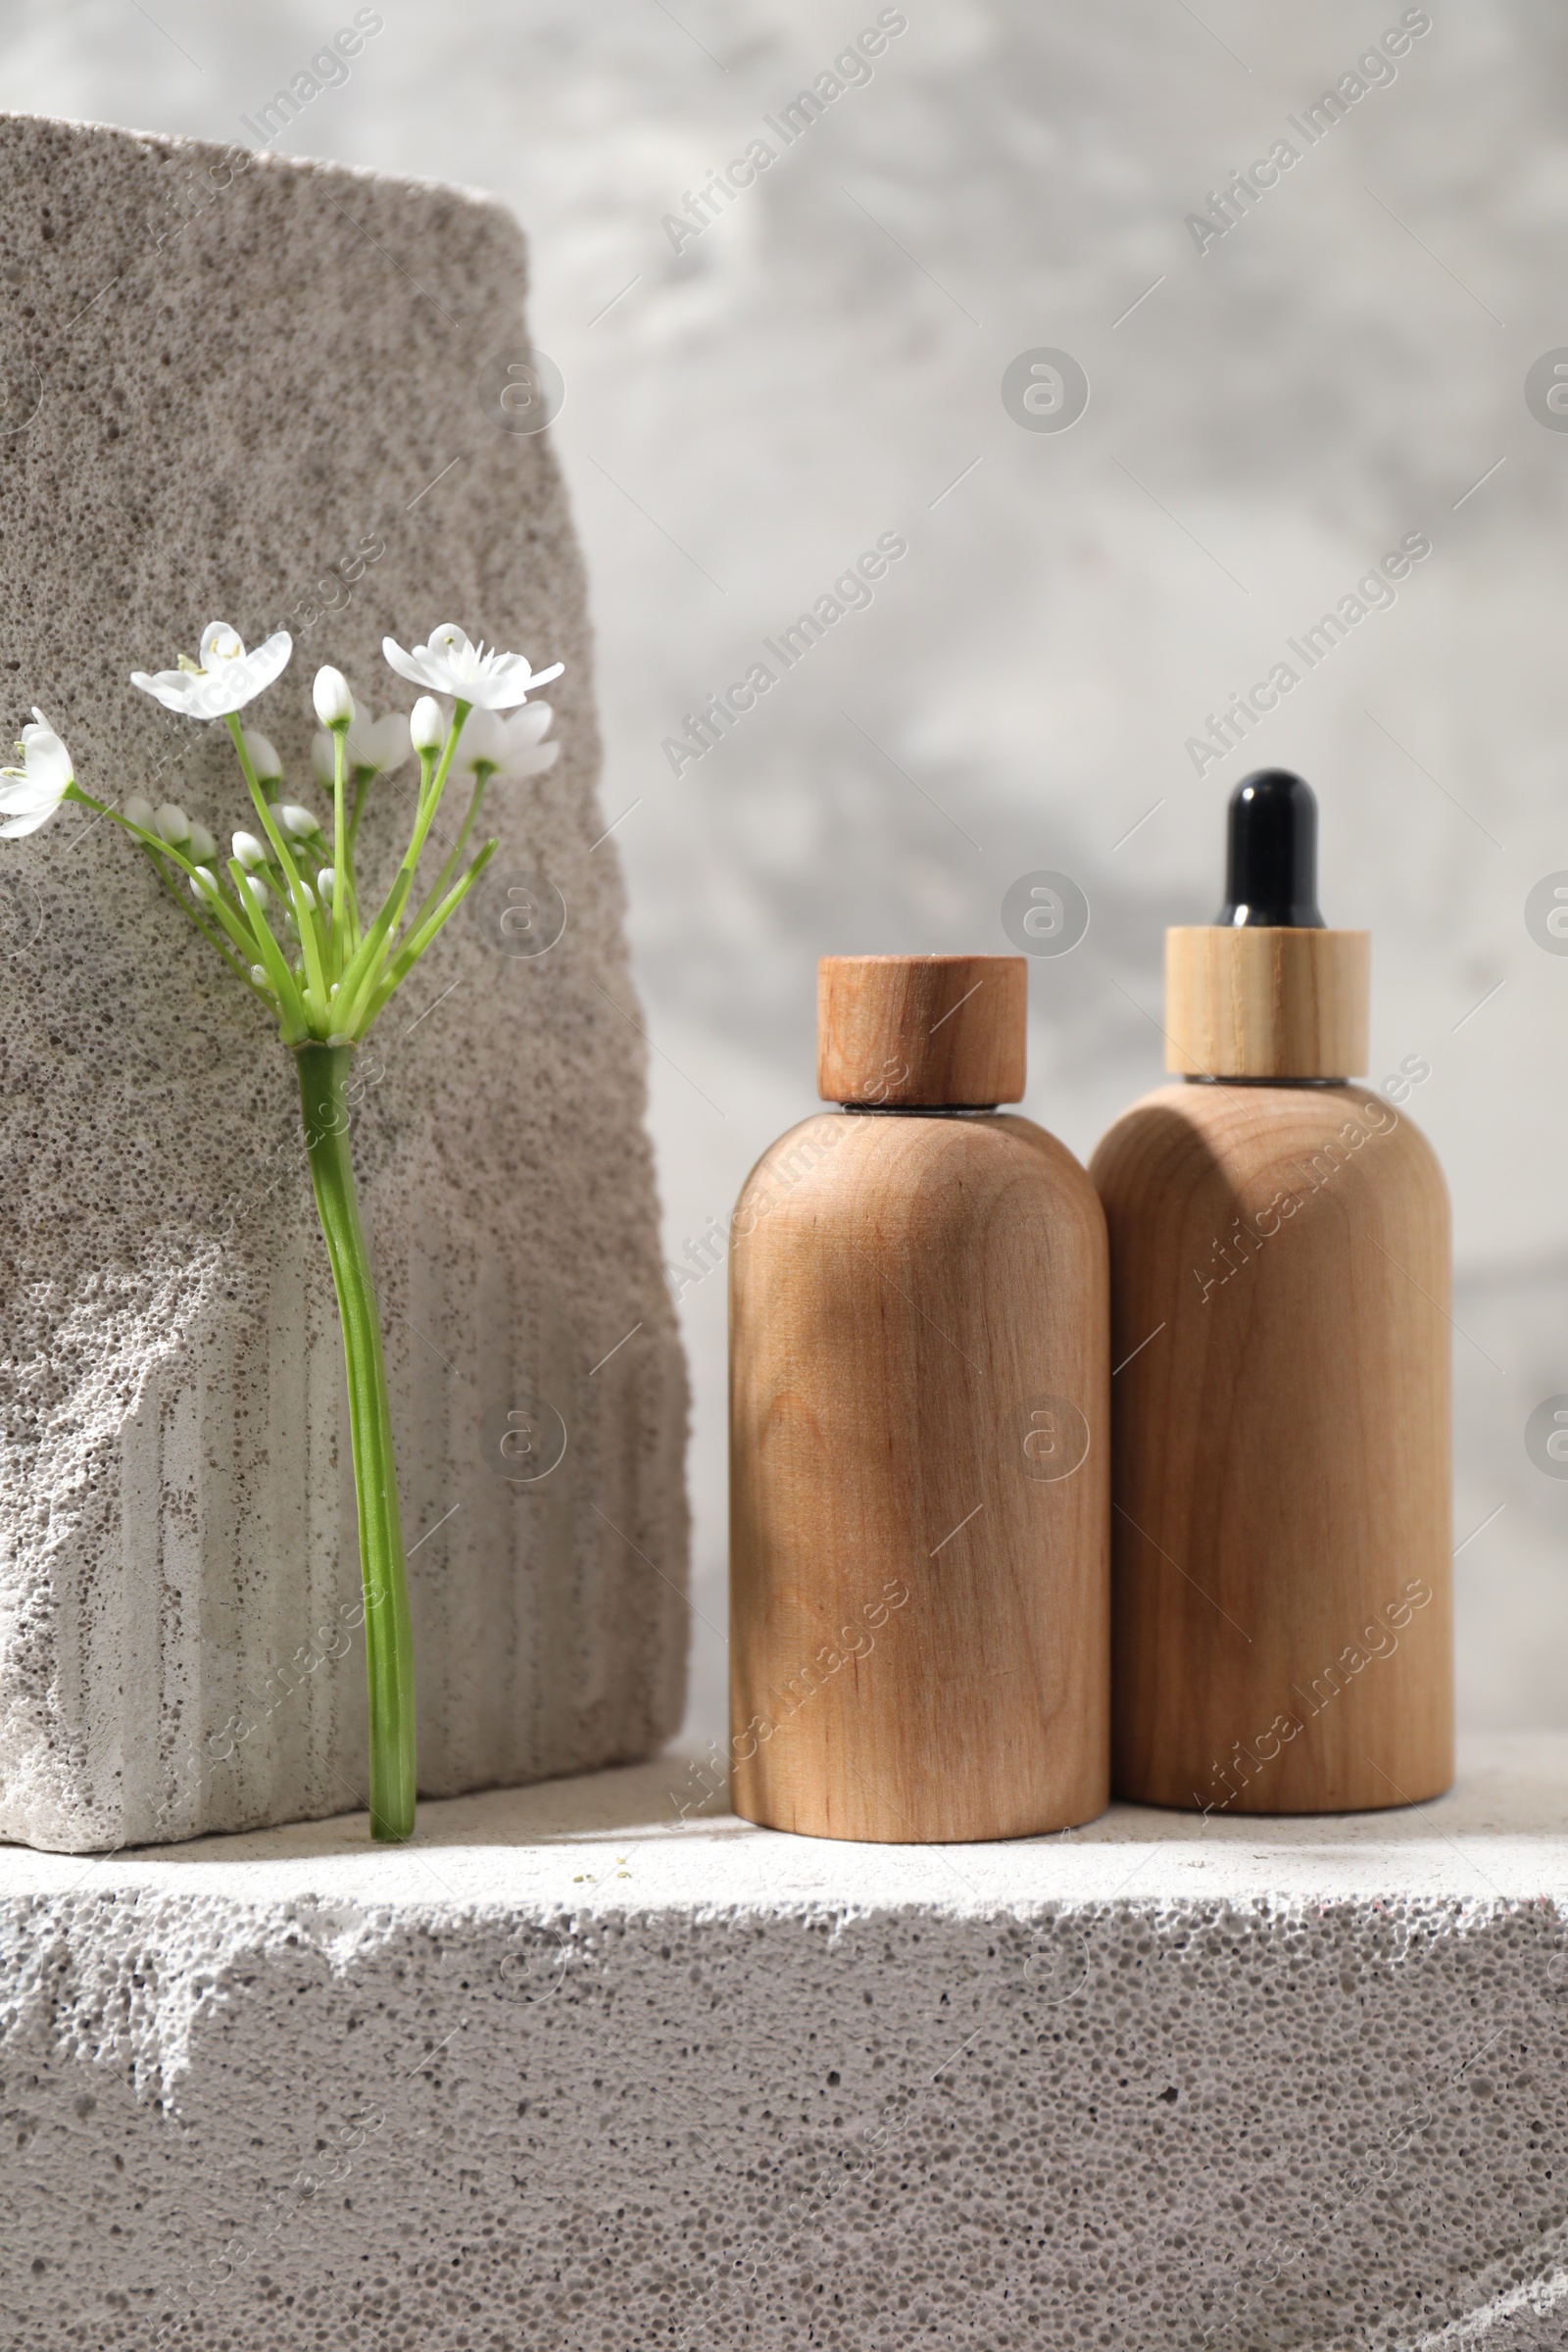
1090,1082,1452,1815
730,1109,1109,1842
817,956,1027,1106
1164,927,1370,1078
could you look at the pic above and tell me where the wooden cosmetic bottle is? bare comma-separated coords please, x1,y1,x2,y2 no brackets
729,954,1110,1843
1090,772,1452,1815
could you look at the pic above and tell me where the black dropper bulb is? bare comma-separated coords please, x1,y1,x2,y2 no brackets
1216,769,1324,928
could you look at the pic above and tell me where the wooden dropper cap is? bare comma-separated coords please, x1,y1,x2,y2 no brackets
817,955,1027,1105
1164,770,1369,1079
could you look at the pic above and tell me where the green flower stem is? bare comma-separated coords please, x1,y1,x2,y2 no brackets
329,727,364,967
405,767,492,941
330,724,349,977
153,860,262,993
296,1042,416,1840
227,858,308,1037
346,770,372,858
224,714,330,1018
65,787,265,997
330,708,472,1037
372,839,496,1009
407,704,471,863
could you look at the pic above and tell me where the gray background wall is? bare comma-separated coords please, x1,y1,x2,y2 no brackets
3,0,1562,1756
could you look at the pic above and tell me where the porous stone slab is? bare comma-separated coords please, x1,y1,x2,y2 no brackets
3,1734,1568,2348
0,112,688,1851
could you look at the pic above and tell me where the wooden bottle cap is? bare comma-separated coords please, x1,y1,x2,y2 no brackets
817,955,1027,1105
1163,926,1370,1079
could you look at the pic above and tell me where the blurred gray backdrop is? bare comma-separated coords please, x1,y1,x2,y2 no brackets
5,0,1565,1755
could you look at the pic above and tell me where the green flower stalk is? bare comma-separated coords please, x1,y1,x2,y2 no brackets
1,619,563,1841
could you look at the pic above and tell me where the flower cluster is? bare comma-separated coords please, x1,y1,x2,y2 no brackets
6,620,563,1048
4,614,564,1844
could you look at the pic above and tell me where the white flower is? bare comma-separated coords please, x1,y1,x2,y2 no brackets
154,803,190,846
241,874,270,909
123,792,157,832
0,710,74,838
130,622,292,721
243,729,283,784
455,702,559,783
187,821,218,863
317,867,335,905
232,830,269,870
382,623,563,712
313,666,354,729
189,866,220,900
311,709,414,786
277,804,321,839
410,695,445,754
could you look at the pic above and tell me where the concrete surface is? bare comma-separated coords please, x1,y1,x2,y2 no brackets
0,113,688,1852
5,1733,1568,2346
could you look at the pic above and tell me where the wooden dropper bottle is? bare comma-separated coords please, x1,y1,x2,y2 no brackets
1091,771,1452,1814
729,954,1110,1842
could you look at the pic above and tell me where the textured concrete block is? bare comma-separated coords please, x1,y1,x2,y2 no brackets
0,114,688,1852
3,1736,1568,2347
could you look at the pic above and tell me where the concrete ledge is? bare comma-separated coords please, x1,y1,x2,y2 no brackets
6,1735,1568,2348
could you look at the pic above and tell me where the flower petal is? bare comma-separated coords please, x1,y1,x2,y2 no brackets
0,777,55,814
382,637,430,690
409,695,445,753
455,710,505,773
465,658,564,711
199,621,247,669
21,721,70,764
242,729,283,781
234,628,293,703
129,666,204,714
17,743,72,794
363,711,413,773
424,624,474,662
0,803,60,836
132,627,294,720
510,701,554,747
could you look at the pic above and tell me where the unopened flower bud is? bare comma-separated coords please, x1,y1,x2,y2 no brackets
250,965,270,989
155,802,191,846
317,867,335,905
232,830,268,870
277,803,321,839
410,696,444,754
242,730,282,784
188,865,218,900
314,667,354,729
241,874,270,910
187,821,218,863
123,793,156,831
